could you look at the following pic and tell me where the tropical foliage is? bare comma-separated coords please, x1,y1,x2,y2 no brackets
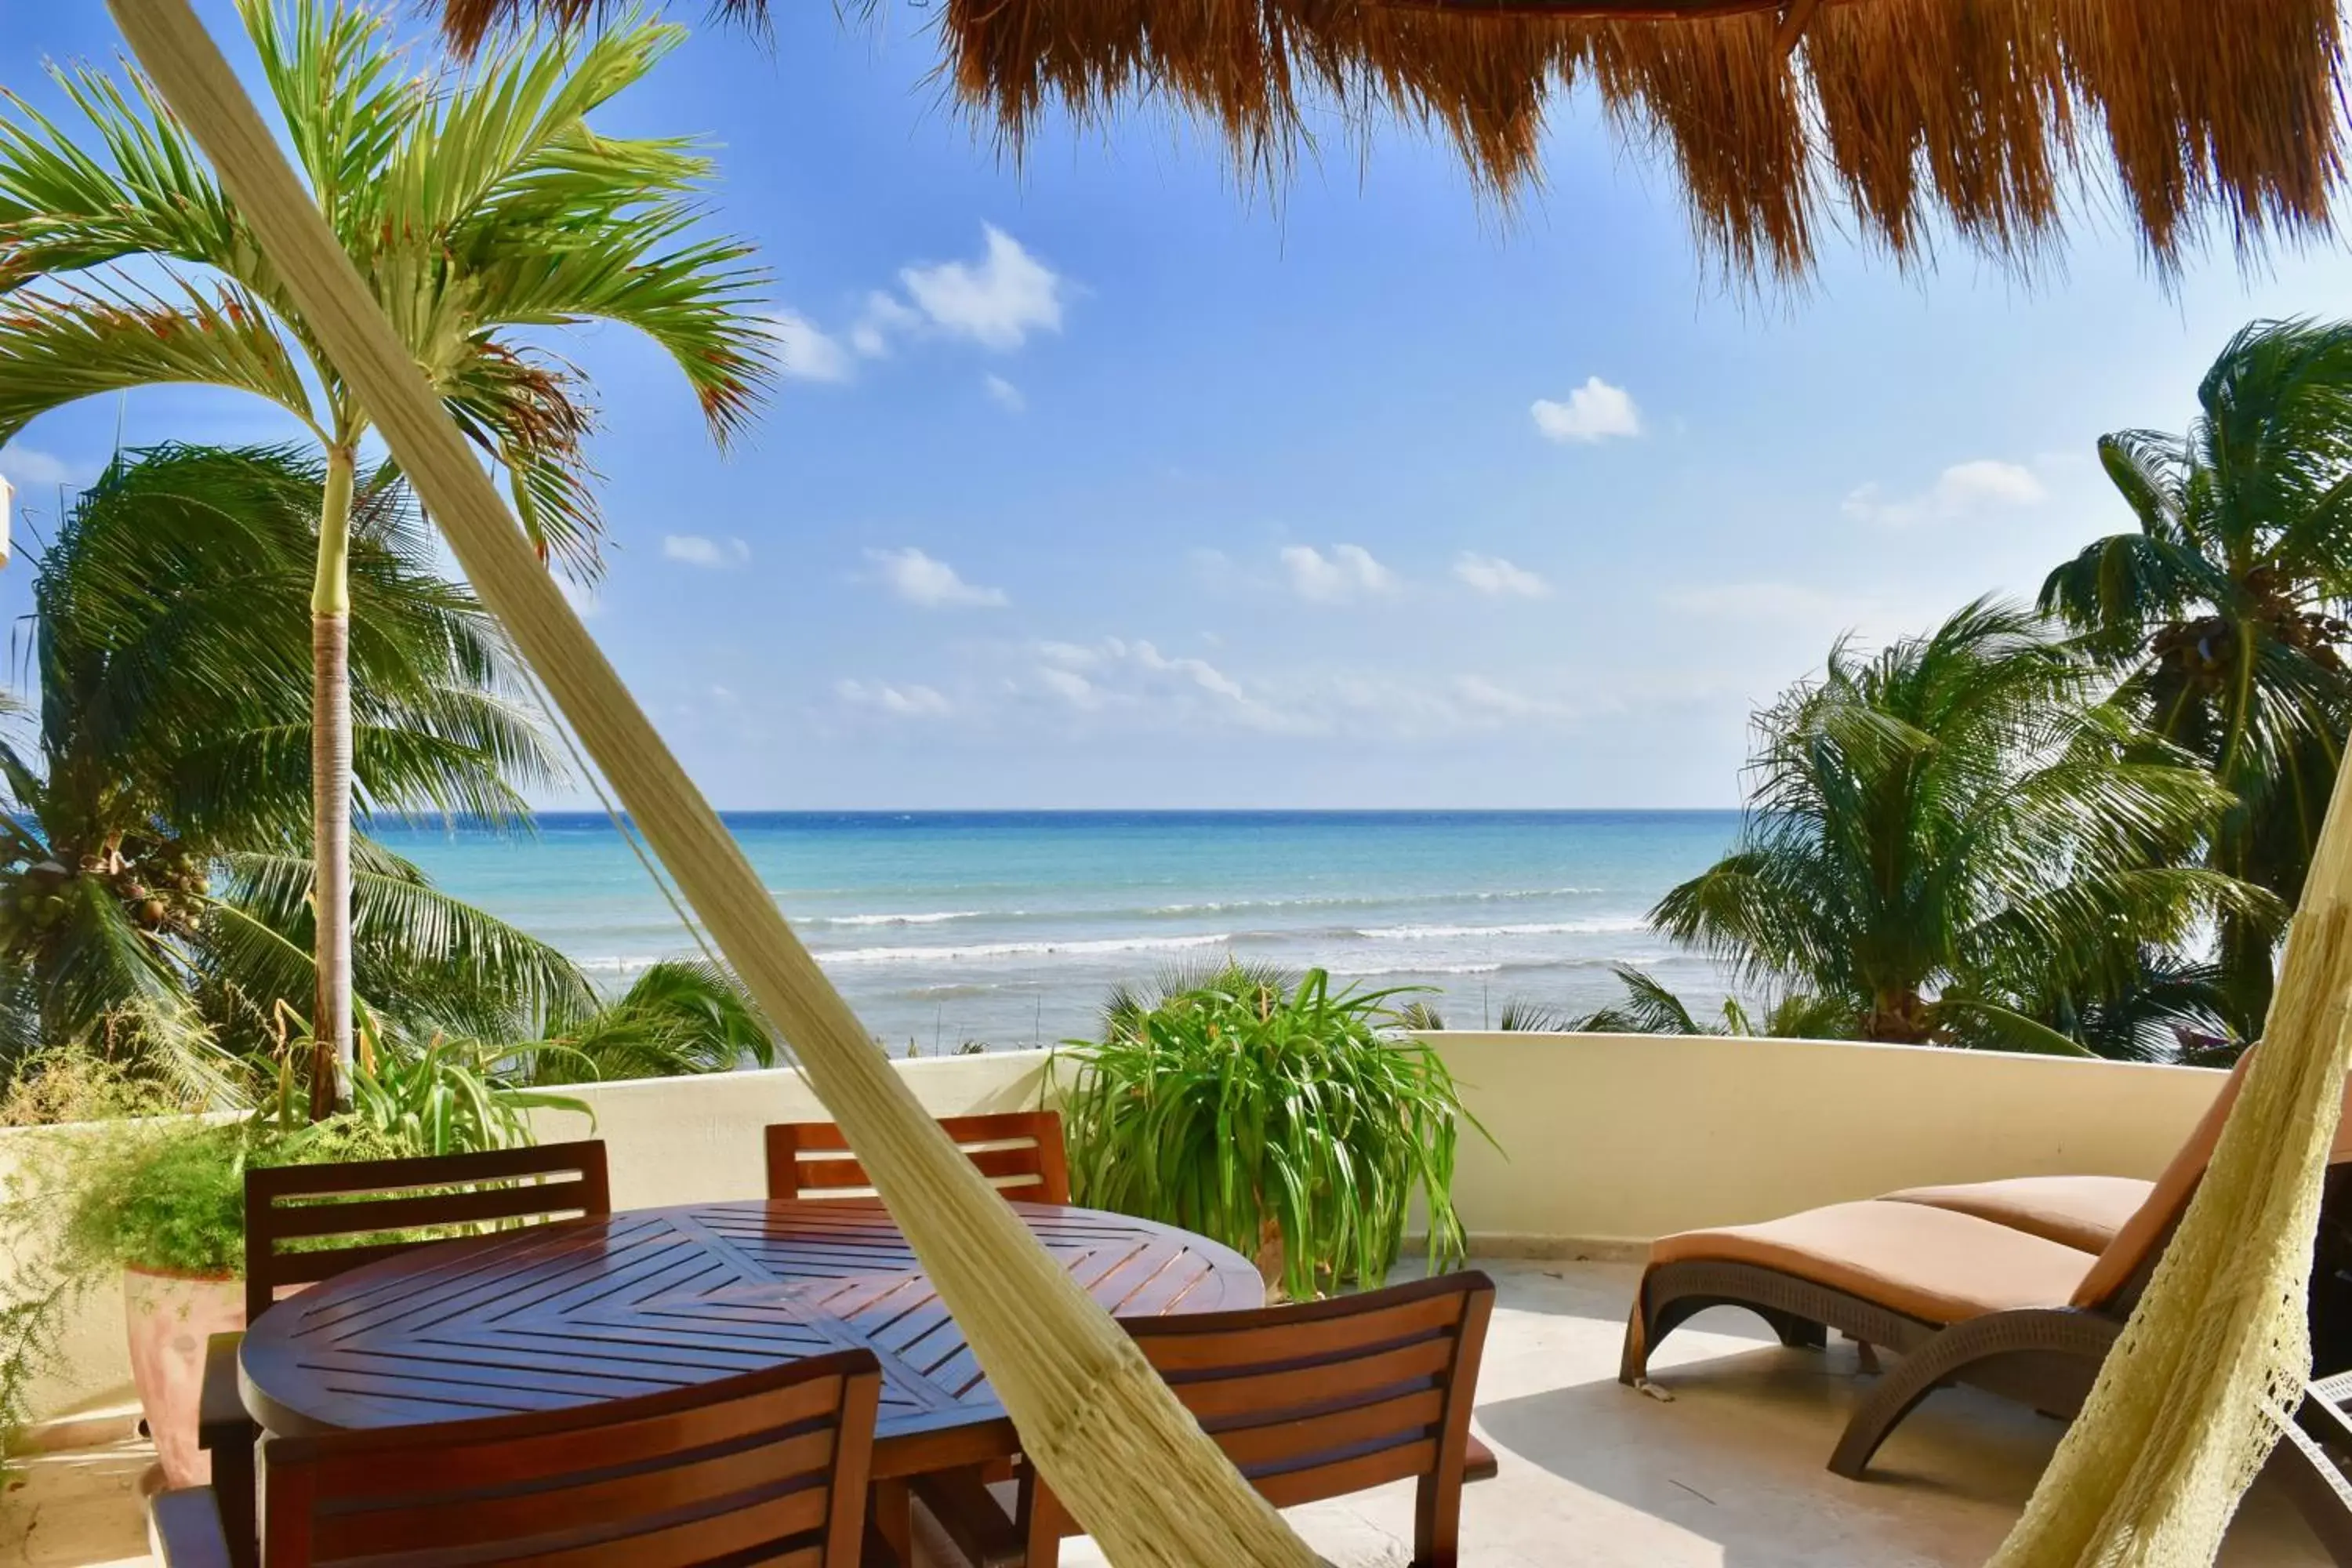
0,444,563,1091
0,0,773,1099
1562,966,1858,1040
1059,963,1479,1301
1649,601,2267,1059
0,445,768,1109
2041,318,2352,1036
0,1044,581,1457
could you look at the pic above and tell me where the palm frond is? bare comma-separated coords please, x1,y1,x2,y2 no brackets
208,844,597,1046
0,279,316,445
1565,967,1715,1036
528,958,773,1082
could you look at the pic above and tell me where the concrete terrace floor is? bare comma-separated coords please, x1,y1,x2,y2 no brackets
4,1258,2329,1567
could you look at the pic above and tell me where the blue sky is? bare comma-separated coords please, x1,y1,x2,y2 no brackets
6,3,2352,810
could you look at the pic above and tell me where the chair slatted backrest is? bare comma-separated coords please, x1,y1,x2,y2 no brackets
244,1141,611,1323
764,1112,1069,1204
1018,1271,1494,1568
258,1348,882,1567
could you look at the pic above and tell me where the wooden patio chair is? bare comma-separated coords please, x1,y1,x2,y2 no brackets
154,1347,882,1566
1620,1056,2352,1479
199,1142,612,1568
764,1112,1069,1204
936,1272,1493,1568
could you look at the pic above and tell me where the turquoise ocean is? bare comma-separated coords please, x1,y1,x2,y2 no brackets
371,811,1744,1053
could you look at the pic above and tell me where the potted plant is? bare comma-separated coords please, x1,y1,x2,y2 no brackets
1,1040,585,1486
1058,963,1489,1302
31,1115,405,1485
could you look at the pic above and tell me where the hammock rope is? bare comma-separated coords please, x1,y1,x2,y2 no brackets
513,657,731,985
103,3,1322,1561
1988,744,2352,1561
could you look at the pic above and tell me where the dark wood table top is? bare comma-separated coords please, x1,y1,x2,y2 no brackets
238,1198,1263,1479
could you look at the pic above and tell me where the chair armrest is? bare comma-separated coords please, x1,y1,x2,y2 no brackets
911,1465,1024,1568
151,1487,236,1568
197,1333,252,1448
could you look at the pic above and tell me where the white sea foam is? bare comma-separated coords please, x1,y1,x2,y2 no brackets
573,954,670,974
817,931,1234,966
802,910,991,928
1146,887,1599,916
1359,918,1649,940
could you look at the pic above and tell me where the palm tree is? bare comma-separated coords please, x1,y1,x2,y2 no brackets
1652,601,2270,1057
2041,319,2352,1036
0,0,772,1109
522,960,774,1081
1559,966,1860,1040
0,443,574,1090
1,445,770,1098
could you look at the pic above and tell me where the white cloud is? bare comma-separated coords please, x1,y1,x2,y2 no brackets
1320,670,1585,737
811,224,1073,373
556,576,604,620
0,446,82,488
1036,666,1098,706
1658,582,1849,622
1453,675,1577,721
1452,553,1551,599
764,312,854,383
849,291,924,358
1029,637,1291,731
898,226,1065,350
1656,580,1953,658
663,534,750,568
865,546,1008,608
982,373,1026,413
835,678,952,718
1128,640,1251,705
1842,459,2047,528
1531,377,1642,444
1281,543,1398,604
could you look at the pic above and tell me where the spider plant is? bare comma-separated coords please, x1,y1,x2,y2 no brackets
1058,964,1484,1301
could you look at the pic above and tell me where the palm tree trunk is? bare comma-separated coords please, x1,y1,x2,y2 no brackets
2218,909,2280,1043
308,445,356,1119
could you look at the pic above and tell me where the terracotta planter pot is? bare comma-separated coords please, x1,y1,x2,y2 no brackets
122,1265,243,1487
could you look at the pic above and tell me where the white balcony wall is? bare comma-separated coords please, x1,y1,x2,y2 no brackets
1,1036,2229,1428
1435,1032,2227,1254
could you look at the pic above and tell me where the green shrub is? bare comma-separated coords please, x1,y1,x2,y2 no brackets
1058,964,1486,1301
0,1038,584,1457
58,1116,408,1277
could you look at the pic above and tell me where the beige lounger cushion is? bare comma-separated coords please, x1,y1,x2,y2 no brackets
1648,1200,2097,1327
2070,1054,2256,1309
1880,1174,2154,1254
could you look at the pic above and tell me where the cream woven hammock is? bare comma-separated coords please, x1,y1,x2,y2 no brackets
107,2,2350,1563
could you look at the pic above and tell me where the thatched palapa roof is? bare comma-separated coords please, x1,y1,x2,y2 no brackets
436,0,2349,284
937,0,2350,281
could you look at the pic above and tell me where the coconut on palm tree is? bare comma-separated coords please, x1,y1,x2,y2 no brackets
1652,600,2269,1058
0,0,771,1109
2041,318,2352,1037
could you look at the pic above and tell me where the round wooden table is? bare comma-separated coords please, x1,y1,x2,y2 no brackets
238,1197,1262,1483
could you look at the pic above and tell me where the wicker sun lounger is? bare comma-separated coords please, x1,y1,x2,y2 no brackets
1621,1053,2352,1483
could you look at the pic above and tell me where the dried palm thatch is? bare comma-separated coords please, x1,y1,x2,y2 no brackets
434,0,2348,285
940,0,2349,282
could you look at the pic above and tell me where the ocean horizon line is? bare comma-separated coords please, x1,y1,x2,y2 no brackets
372,806,1747,830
